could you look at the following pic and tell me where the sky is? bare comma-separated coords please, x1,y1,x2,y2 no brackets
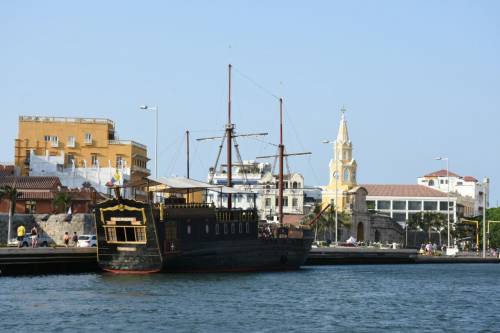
1,1,499,204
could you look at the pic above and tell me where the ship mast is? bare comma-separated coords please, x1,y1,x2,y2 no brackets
278,98,284,224
226,64,234,209
256,98,311,226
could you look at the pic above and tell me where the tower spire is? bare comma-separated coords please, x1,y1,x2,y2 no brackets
336,106,349,144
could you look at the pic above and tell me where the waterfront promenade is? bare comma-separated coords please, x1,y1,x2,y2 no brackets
306,247,500,265
1,247,499,276
0,247,98,275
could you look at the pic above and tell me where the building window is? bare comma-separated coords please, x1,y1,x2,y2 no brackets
25,201,36,214
408,201,422,211
440,179,444,184
265,198,271,207
66,154,75,167
245,222,250,234
67,136,75,148
215,224,220,235
428,180,435,186
440,202,449,211
343,168,350,182
292,198,298,208
224,223,228,235
284,196,288,207
292,181,298,189
239,223,243,234
205,224,209,234
231,223,235,234
44,135,50,142
366,200,375,210
91,154,98,167
104,226,146,243
377,200,390,210
424,201,438,211
50,136,59,147
116,155,124,168
187,225,191,235
392,213,407,222
393,201,406,210
84,133,92,144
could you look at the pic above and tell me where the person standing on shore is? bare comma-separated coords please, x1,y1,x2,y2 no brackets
72,232,78,247
63,232,70,247
17,225,26,248
31,225,38,248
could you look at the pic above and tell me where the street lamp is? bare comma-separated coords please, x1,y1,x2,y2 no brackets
323,139,339,244
140,105,159,179
435,156,451,248
483,177,489,258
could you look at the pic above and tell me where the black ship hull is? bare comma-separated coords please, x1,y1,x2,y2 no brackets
95,198,312,273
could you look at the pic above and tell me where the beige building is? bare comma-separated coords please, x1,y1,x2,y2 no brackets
15,116,150,197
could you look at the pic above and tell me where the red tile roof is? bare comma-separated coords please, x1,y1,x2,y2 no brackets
463,176,478,182
0,176,61,189
361,184,448,198
423,169,461,178
0,165,16,176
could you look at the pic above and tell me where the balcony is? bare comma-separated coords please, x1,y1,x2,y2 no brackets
109,140,147,150
131,165,151,174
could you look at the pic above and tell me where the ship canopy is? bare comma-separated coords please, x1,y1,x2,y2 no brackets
146,176,249,194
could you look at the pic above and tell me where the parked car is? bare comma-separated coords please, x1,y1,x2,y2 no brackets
10,233,50,247
77,235,97,247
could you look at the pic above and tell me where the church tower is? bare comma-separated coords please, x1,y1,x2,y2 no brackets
322,108,357,211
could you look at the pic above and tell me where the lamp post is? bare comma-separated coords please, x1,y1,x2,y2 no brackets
435,157,451,248
323,139,338,244
139,105,159,179
482,177,489,258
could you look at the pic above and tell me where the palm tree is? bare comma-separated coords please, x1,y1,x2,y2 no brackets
53,192,72,214
0,185,21,243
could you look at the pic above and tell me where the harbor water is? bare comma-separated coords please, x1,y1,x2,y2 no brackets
1,264,499,333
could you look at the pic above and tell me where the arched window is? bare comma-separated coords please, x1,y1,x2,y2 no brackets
343,168,350,182
428,180,435,186
292,181,298,189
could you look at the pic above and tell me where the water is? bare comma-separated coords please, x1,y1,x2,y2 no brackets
1,264,499,333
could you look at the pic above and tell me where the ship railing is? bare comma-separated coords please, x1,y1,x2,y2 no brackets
163,203,212,209
216,209,256,222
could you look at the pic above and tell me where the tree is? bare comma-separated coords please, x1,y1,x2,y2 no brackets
0,185,21,243
408,212,446,243
468,207,500,249
53,192,72,213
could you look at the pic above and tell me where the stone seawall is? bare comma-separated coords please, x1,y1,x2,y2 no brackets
0,214,96,245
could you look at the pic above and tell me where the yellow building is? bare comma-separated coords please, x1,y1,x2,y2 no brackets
15,116,150,197
322,109,357,211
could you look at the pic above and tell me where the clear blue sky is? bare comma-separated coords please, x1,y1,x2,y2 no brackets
1,1,499,205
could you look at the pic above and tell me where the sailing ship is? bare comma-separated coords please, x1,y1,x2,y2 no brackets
93,65,314,273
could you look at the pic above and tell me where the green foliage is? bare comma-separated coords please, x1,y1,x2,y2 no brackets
486,208,500,249
0,185,21,216
53,192,72,213
408,212,446,242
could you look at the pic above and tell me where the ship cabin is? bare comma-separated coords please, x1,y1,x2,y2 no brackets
147,177,260,251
